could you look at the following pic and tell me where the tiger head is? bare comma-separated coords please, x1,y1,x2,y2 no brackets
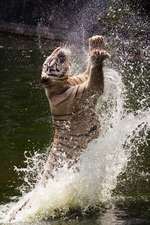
41,47,71,85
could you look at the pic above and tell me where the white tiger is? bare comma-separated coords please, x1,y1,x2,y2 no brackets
41,35,110,179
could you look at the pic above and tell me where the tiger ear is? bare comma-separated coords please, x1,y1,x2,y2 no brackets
51,47,61,55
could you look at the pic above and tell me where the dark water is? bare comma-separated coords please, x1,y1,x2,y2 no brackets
0,33,150,225
0,33,52,203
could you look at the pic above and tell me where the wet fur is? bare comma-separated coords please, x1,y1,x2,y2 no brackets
7,35,110,221
41,35,110,179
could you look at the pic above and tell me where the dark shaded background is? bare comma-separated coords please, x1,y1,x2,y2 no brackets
0,0,149,31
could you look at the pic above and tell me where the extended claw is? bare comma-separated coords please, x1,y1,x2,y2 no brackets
90,49,110,65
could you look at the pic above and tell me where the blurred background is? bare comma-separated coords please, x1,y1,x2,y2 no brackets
0,0,149,40
0,0,150,224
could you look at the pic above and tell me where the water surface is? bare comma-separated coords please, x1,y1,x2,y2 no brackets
0,33,51,203
0,33,150,225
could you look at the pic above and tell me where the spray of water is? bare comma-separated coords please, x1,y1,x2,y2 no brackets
0,0,150,223
0,62,149,223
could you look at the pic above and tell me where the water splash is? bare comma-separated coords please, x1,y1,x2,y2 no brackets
0,0,150,223
0,62,149,223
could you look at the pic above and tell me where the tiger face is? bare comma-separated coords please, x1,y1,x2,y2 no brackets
41,47,70,85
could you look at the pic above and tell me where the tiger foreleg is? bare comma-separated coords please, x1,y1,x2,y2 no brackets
87,35,110,92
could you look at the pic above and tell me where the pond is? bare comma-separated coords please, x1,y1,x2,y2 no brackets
0,33,150,225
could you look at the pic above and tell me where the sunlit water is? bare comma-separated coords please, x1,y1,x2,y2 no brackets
0,0,150,224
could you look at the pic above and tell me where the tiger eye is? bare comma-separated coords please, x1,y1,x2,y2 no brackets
58,52,66,63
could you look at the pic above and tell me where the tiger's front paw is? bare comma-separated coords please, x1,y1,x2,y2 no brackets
90,49,110,65
89,35,105,51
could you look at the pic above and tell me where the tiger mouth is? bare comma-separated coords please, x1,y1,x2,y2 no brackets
41,76,50,85
41,72,67,85
47,70,62,77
